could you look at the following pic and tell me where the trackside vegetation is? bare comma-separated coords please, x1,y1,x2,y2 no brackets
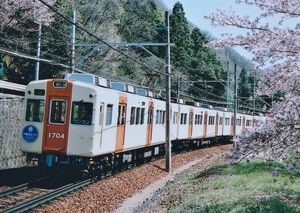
158,161,300,213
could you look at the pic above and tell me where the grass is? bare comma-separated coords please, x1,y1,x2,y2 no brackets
164,161,300,213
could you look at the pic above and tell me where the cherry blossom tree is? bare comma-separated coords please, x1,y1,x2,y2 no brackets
0,0,55,27
206,0,300,170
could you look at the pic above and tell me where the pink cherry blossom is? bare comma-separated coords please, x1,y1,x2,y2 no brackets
0,0,55,27
207,0,300,170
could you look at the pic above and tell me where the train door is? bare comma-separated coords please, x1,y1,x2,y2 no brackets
43,97,70,154
203,111,208,138
222,112,225,135
115,96,127,152
215,112,219,136
188,109,193,139
146,101,154,145
99,103,104,147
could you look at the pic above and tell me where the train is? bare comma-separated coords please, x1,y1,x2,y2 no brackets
20,73,265,174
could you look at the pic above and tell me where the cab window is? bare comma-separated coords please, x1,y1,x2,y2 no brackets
50,100,67,124
25,99,44,122
71,102,93,125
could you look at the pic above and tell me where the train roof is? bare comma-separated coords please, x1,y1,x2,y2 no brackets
61,73,264,116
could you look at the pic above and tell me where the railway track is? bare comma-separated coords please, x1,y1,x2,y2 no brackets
0,178,91,213
0,143,231,212
0,177,49,199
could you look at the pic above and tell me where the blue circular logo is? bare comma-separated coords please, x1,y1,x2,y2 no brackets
22,125,38,143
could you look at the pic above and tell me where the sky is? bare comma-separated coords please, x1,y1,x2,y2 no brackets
161,0,259,59
161,0,265,60
162,0,255,37
161,0,298,63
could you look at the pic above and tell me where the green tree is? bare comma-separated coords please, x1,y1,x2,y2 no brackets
189,27,226,98
119,0,163,42
170,2,192,70
238,68,251,98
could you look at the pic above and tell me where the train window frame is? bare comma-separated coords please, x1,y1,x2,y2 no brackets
34,89,45,96
189,112,193,125
25,99,45,122
49,99,67,125
135,108,141,125
130,107,136,125
147,108,153,124
105,104,113,126
180,113,184,125
194,114,198,125
99,103,104,127
141,108,145,124
219,117,223,125
173,112,178,124
208,116,215,125
117,104,126,126
225,117,230,126
71,101,93,125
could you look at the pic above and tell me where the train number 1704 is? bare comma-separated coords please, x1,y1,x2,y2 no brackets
48,133,65,139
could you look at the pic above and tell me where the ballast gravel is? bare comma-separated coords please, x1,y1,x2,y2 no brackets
34,144,231,213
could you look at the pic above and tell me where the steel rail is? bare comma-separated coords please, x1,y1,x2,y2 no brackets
2,179,91,213
0,176,49,198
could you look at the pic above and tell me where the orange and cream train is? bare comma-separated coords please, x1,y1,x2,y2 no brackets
20,73,265,170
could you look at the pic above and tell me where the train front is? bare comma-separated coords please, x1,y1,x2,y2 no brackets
20,79,97,168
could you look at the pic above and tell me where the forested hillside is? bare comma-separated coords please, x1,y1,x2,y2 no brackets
0,0,255,106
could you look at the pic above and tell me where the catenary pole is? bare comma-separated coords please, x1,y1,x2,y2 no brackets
234,64,237,137
34,23,42,80
253,74,256,112
71,5,76,73
226,51,230,108
165,11,171,173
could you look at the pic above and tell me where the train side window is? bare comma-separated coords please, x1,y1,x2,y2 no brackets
189,112,193,124
200,114,203,125
105,104,113,125
156,110,159,124
225,117,230,125
141,108,145,124
99,103,104,126
173,112,178,124
162,111,165,124
158,110,162,124
130,107,136,125
25,99,45,122
50,100,67,124
180,113,184,124
219,117,223,125
71,102,93,125
208,116,215,125
237,119,242,126
135,108,141,125
147,108,153,124
117,104,126,125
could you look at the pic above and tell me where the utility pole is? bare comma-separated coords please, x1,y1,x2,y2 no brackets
165,11,171,173
176,76,182,102
253,74,256,112
233,64,237,137
34,23,42,80
226,51,230,108
71,5,76,72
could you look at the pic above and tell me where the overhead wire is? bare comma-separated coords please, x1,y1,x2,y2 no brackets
37,0,171,78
